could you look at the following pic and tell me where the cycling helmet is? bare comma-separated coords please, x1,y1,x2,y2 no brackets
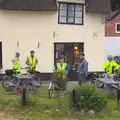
16,52,20,56
79,52,85,56
30,50,35,53
107,55,112,60
59,56,64,60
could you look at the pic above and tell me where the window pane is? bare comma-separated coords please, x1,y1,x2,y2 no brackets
117,24,120,31
60,9,67,16
68,10,74,17
60,4,67,10
75,11,82,17
68,17,74,23
59,16,66,23
55,44,64,61
68,4,74,10
75,18,82,24
75,5,83,11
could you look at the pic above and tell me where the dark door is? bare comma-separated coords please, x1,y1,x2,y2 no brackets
54,42,84,66
0,42,2,68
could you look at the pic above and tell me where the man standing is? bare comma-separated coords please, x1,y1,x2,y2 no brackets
12,52,21,73
77,52,88,85
26,50,38,71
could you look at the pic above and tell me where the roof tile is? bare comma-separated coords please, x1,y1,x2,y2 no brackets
0,0,58,11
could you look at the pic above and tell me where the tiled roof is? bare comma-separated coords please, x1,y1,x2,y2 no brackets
0,0,58,11
105,10,120,21
85,0,111,14
0,0,112,14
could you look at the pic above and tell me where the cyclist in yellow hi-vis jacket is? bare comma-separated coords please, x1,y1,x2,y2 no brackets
103,55,119,74
12,52,21,73
56,57,68,80
55,56,69,90
26,50,38,71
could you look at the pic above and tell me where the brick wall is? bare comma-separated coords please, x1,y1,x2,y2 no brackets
105,14,120,37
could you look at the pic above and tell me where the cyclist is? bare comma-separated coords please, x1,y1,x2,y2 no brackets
103,55,119,74
11,52,21,73
26,50,38,72
55,56,68,90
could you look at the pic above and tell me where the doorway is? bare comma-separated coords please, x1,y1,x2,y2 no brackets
0,42,2,68
54,42,84,66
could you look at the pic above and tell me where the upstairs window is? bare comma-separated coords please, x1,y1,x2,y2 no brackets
58,3,84,25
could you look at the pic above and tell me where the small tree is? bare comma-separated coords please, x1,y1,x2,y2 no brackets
70,83,107,112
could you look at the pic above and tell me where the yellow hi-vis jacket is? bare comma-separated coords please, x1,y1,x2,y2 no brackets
103,60,119,74
56,62,67,80
12,57,21,73
27,56,37,70
56,62,67,71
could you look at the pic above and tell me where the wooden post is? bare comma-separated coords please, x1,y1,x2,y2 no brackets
22,88,27,106
72,89,76,107
117,89,120,104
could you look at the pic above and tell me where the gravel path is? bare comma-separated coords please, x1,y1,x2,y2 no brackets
0,117,16,120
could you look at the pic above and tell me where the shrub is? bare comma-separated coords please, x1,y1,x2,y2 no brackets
69,83,107,112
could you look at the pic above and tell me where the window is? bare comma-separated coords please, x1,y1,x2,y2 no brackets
116,23,120,33
58,3,84,25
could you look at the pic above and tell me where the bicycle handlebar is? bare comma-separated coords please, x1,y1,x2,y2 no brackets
21,67,28,70
21,67,36,69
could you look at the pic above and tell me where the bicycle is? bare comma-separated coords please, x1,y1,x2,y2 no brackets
48,70,67,99
88,71,120,88
2,67,41,92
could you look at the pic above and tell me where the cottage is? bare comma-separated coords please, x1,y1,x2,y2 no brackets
0,0,111,79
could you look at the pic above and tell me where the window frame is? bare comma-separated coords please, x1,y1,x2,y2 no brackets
115,23,120,33
58,2,84,25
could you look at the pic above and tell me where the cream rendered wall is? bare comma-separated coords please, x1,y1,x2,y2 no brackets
0,7,104,73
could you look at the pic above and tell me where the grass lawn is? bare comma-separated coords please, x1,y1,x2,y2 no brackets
0,82,120,120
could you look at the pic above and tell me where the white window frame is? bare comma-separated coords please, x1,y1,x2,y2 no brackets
115,23,120,33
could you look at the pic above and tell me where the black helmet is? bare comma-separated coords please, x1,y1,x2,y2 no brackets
30,50,35,53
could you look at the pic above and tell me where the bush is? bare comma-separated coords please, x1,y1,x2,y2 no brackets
69,83,107,112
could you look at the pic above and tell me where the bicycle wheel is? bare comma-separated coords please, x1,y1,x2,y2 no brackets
48,82,59,99
2,76,15,91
